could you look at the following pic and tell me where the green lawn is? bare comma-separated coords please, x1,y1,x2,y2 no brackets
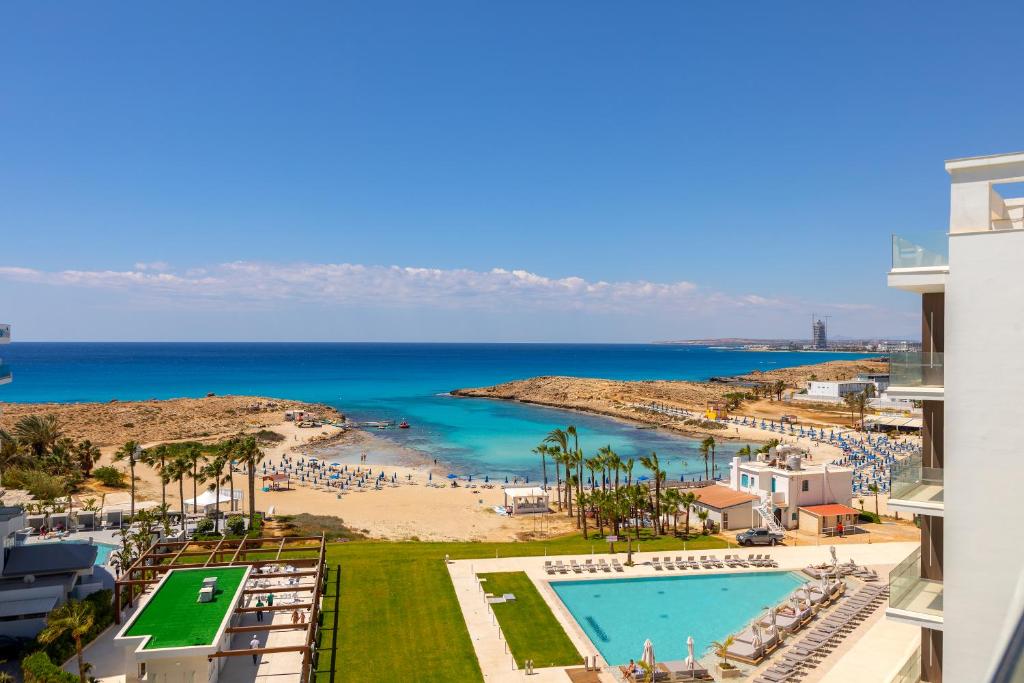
478,572,581,668
316,531,726,682
123,566,247,649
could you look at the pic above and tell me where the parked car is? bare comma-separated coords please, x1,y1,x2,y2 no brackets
736,527,785,546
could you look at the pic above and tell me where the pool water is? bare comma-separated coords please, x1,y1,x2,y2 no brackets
551,571,805,665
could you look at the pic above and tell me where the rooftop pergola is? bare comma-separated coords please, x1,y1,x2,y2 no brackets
114,535,327,680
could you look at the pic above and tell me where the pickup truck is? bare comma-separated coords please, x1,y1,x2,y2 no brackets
735,528,785,546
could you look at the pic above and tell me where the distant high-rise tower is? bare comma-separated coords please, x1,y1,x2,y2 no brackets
811,317,828,349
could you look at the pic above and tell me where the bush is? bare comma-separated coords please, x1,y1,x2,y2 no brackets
858,511,881,524
92,466,126,488
4,468,69,500
22,651,78,683
226,515,246,536
195,518,215,535
255,429,285,444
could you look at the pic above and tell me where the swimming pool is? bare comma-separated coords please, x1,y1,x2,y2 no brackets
551,571,805,665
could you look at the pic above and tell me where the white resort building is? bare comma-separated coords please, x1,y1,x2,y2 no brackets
885,150,1024,683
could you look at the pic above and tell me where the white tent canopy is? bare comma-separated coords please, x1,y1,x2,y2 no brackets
502,486,549,515
185,489,243,513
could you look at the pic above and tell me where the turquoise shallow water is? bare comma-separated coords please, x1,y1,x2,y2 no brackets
1,343,872,478
551,572,805,665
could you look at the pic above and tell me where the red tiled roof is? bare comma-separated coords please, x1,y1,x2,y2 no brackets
693,486,758,510
799,504,859,517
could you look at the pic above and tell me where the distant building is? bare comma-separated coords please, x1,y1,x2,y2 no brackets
690,486,757,531
811,318,828,349
0,323,9,386
792,379,875,404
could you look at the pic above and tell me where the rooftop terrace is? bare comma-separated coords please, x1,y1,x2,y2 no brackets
122,566,247,649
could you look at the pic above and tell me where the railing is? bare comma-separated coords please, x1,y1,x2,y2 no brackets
889,645,921,683
891,234,948,269
890,452,944,507
0,363,10,383
889,547,943,619
889,352,943,388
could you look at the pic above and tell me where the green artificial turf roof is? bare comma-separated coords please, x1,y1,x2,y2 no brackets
123,567,247,649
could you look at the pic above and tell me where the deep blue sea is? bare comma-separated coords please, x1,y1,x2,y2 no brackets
0,343,870,479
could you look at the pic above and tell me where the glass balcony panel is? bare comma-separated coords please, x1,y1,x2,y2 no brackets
0,364,10,382
892,234,949,269
889,547,943,619
890,452,944,507
889,352,944,388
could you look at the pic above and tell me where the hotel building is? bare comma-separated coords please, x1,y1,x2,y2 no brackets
886,151,1024,682
0,323,9,386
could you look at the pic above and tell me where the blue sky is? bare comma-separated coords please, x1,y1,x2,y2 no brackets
2,1,1022,341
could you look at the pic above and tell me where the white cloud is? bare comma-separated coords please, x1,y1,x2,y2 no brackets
0,261,780,315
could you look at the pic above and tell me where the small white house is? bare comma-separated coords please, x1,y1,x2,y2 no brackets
724,450,853,530
806,380,874,399
502,487,549,515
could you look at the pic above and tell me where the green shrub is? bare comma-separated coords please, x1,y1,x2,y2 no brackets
39,591,115,666
226,515,246,536
858,511,881,524
92,466,126,488
195,518,215,534
255,429,285,444
22,650,78,683
4,468,69,500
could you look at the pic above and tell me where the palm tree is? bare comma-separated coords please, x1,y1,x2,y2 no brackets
701,436,717,480
141,444,171,521
662,488,682,536
639,452,663,535
113,440,142,519
699,439,711,480
532,443,549,493
182,443,205,508
236,436,264,527
0,428,23,485
38,599,95,683
13,414,62,458
711,635,735,672
697,508,710,534
544,428,570,515
867,483,880,516
737,445,753,462
623,458,635,487
680,491,697,539
566,425,586,539
772,380,786,401
200,453,228,533
167,456,189,531
74,440,101,477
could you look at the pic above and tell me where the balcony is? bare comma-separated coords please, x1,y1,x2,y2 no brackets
0,364,10,386
0,324,8,344
886,547,944,630
888,452,943,517
887,351,944,401
887,234,948,293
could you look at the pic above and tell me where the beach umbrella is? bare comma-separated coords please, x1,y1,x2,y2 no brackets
447,473,458,480
768,605,778,629
485,475,489,483
751,623,763,649
685,635,695,669
829,545,838,567
505,476,509,483
468,475,472,482
640,639,655,669
429,472,432,481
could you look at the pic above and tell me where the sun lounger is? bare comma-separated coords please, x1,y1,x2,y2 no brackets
598,558,612,572
544,560,555,575
555,561,568,574
571,559,583,574
725,639,764,665
651,557,664,570
611,559,624,572
584,559,597,573
686,555,700,569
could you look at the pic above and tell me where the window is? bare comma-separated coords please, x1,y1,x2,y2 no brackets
723,512,729,526
801,480,809,492
792,512,798,521
741,474,749,487
771,477,776,492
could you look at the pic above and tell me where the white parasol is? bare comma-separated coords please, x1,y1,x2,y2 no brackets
685,635,695,669
641,639,656,670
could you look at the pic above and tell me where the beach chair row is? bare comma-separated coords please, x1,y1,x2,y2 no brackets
753,584,890,683
544,558,624,575
650,553,778,571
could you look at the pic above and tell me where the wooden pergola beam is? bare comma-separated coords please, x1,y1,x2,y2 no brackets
204,538,226,567
236,603,314,613
209,645,309,658
225,623,312,634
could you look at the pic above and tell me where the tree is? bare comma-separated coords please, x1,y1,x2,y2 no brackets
236,436,265,528
697,508,709,534
113,440,141,519
141,444,171,521
0,428,24,485
639,452,663,535
737,445,753,462
867,483,880,516
772,380,786,401
182,443,206,509
544,429,571,516
662,488,682,535
73,440,100,477
566,426,586,539
38,599,95,683
200,452,229,533
845,391,869,430
167,456,189,532
711,635,735,671
680,491,697,538
13,414,62,458
532,443,549,493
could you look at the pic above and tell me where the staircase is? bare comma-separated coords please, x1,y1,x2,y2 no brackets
756,492,785,534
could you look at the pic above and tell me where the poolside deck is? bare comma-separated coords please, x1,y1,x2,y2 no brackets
448,541,918,682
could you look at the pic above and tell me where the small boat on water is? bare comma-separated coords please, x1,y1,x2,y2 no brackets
399,420,410,429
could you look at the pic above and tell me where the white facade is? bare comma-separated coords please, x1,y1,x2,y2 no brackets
806,380,873,399
885,151,1024,682
724,454,853,530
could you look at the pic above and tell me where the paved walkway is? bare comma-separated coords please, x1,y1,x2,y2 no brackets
449,541,918,683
